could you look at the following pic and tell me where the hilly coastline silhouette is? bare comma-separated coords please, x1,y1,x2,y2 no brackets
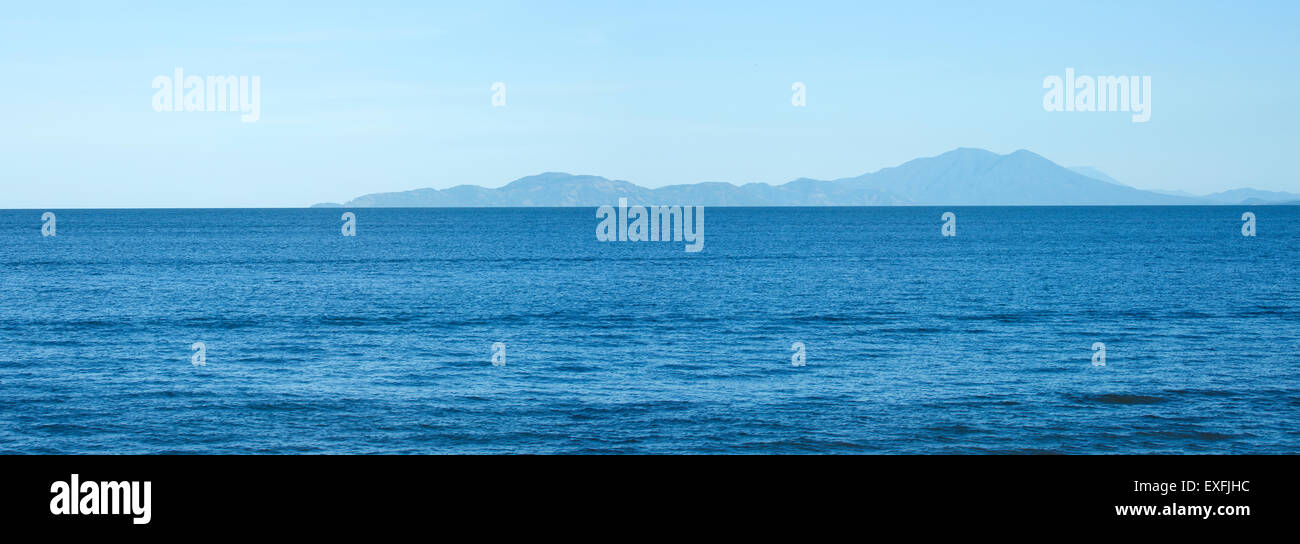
315,148,1298,207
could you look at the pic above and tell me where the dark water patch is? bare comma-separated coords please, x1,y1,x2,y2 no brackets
1235,305,1297,318
1168,310,1215,319
1074,393,1169,405
548,363,599,373
121,389,181,400
1116,310,1157,319
925,424,985,435
20,319,127,330
786,314,858,323
1135,430,1237,442
315,314,422,326
436,309,639,328
952,312,1048,323
241,398,358,412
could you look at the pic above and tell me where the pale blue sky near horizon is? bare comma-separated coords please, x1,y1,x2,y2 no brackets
2,0,1297,207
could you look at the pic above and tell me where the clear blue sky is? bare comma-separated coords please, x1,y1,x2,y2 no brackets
2,0,1297,207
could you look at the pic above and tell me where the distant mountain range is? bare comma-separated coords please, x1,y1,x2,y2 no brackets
314,148,1300,207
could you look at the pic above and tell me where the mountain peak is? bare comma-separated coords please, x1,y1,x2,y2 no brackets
935,148,1044,162
941,147,1001,159
509,171,579,183
502,172,608,189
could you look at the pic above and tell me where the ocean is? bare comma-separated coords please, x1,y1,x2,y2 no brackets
1,206,1297,454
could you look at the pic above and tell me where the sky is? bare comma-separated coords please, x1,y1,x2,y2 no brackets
2,0,1298,208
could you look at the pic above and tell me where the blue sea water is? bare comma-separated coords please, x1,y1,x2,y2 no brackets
1,207,1297,454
